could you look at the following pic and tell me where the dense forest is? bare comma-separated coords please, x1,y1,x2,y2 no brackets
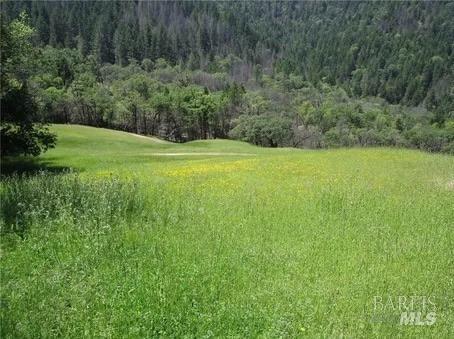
1,1,454,154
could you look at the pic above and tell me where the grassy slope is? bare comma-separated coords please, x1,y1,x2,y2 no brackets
38,125,270,173
2,124,453,338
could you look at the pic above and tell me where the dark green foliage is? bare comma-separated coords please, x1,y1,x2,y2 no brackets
229,115,292,147
0,123,56,157
7,43,452,153
3,1,453,110
405,123,454,153
1,13,56,156
1,3,453,153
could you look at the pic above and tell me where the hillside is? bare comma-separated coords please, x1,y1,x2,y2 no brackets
1,2,453,157
3,1,453,109
37,124,265,172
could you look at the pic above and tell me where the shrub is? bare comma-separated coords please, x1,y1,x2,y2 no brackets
405,123,448,152
229,114,292,147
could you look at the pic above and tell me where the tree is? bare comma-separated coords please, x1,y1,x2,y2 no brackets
113,24,128,66
1,13,56,157
182,87,218,139
229,114,292,147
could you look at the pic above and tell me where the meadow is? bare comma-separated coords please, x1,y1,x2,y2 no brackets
1,125,453,338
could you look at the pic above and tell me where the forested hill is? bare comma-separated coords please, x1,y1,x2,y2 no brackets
3,1,453,109
2,1,454,155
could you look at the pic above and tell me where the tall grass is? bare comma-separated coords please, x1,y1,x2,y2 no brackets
1,172,147,237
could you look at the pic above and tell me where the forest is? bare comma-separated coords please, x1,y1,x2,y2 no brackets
1,1,453,155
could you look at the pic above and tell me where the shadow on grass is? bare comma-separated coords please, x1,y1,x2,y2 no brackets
1,156,72,177
1,157,73,244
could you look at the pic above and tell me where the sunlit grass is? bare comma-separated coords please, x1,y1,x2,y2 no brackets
1,125,453,337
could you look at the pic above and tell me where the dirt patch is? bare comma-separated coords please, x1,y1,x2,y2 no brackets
147,152,256,156
446,180,454,190
127,132,168,144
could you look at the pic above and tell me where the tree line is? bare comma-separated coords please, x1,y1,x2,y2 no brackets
1,2,453,156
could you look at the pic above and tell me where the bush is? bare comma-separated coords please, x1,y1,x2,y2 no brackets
324,126,358,147
405,123,448,152
229,114,292,147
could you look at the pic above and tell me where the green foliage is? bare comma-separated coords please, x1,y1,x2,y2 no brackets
0,123,56,157
0,13,56,156
404,123,454,153
3,1,453,110
2,4,453,154
8,44,452,153
229,115,292,147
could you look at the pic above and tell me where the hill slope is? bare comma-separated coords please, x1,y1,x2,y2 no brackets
4,1,453,108
38,124,266,172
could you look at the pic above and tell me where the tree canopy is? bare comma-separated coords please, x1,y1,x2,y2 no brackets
1,13,56,157
1,2,453,154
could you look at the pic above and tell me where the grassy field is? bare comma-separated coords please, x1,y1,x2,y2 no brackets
1,124,453,338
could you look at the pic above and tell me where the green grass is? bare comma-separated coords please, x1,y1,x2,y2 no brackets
1,124,453,337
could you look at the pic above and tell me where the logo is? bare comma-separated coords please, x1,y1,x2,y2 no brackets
399,311,436,326
370,295,437,326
